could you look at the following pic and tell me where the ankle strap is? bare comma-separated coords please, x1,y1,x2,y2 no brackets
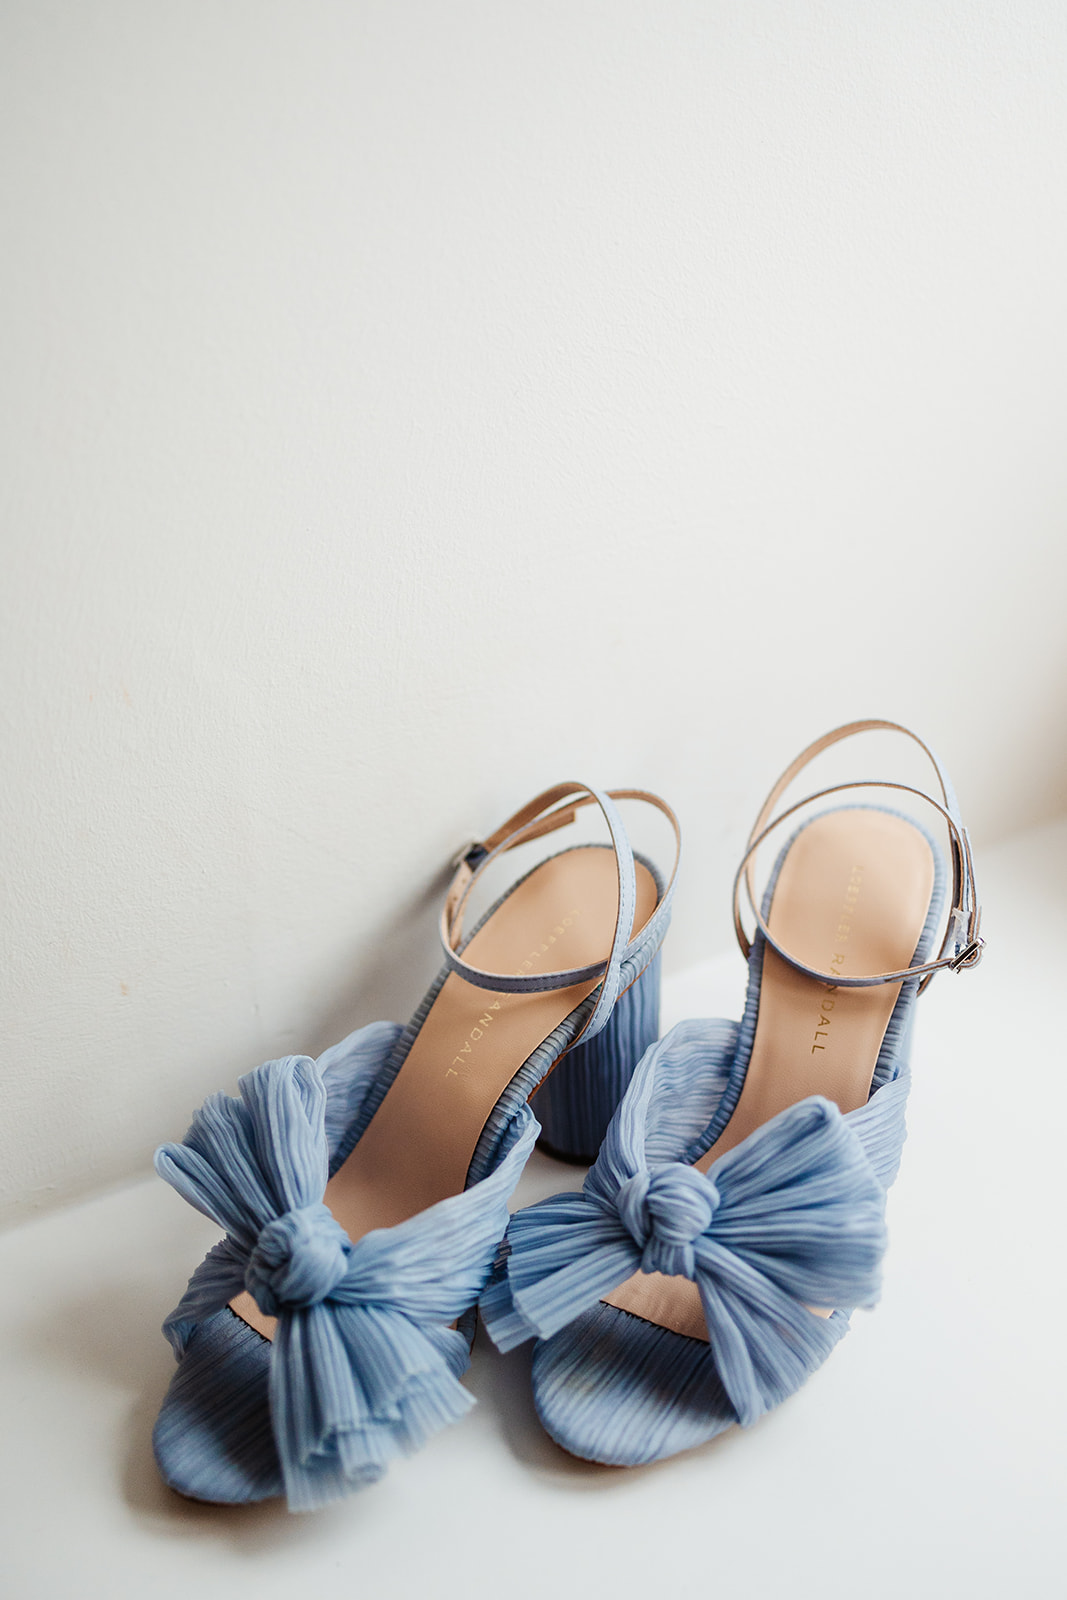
441,783,680,1040
733,720,984,992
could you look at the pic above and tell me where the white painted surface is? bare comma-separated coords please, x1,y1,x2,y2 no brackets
2,2,1067,1221
0,819,1062,1598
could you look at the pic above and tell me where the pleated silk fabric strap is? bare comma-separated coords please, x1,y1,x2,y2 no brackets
440,782,680,1040
732,719,984,991
479,1022,891,1427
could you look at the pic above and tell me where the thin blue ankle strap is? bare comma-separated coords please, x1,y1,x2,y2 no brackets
440,783,680,1041
732,720,983,991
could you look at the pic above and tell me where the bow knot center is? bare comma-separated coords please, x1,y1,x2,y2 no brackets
245,1203,351,1315
615,1162,719,1279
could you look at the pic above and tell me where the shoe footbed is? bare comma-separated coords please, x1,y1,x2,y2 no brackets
603,807,935,1340
231,847,659,1340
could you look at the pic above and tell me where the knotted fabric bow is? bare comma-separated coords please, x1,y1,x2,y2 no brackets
481,1020,892,1427
156,1031,537,1511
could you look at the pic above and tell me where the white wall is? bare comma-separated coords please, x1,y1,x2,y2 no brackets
2,0,1065,1225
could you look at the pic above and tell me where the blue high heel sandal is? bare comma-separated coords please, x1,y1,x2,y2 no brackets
481,722,984,1465
151,782,679,1509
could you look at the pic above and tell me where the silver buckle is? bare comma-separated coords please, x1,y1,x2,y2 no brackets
450,837,487,871
949,936,985,972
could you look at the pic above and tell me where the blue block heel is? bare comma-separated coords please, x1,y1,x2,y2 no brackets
151,781,679,1509
482,721,984,1466
532,950,662,1164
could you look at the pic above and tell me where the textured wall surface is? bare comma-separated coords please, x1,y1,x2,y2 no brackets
2,1,1066,1224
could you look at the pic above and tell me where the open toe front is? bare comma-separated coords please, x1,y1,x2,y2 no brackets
152,1309,283,1505
531,1300,735,1466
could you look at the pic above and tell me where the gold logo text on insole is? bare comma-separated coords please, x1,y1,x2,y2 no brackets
445,909,583,1079
810,865,864,1055
515,908,583,977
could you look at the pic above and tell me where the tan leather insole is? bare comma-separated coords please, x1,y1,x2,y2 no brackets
232,847,659,1340
604,808,935,1341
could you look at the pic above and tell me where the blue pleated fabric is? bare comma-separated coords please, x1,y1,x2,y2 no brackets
532,953,662,1162
155,1024,536,1511
481,808,946,1465
482,1021,884,1427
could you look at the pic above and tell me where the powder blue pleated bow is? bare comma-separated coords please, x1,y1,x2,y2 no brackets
481,1022,892,1429
156,1040,537,1511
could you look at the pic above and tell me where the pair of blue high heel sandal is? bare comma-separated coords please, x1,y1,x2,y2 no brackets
152,720,983,1510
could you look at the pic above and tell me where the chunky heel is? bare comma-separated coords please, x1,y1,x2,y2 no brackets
532,951,662,1163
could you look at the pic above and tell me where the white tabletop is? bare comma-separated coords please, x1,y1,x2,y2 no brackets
2,819,1063,1599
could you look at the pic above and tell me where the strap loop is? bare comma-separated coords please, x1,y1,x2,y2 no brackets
733,721,983,991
